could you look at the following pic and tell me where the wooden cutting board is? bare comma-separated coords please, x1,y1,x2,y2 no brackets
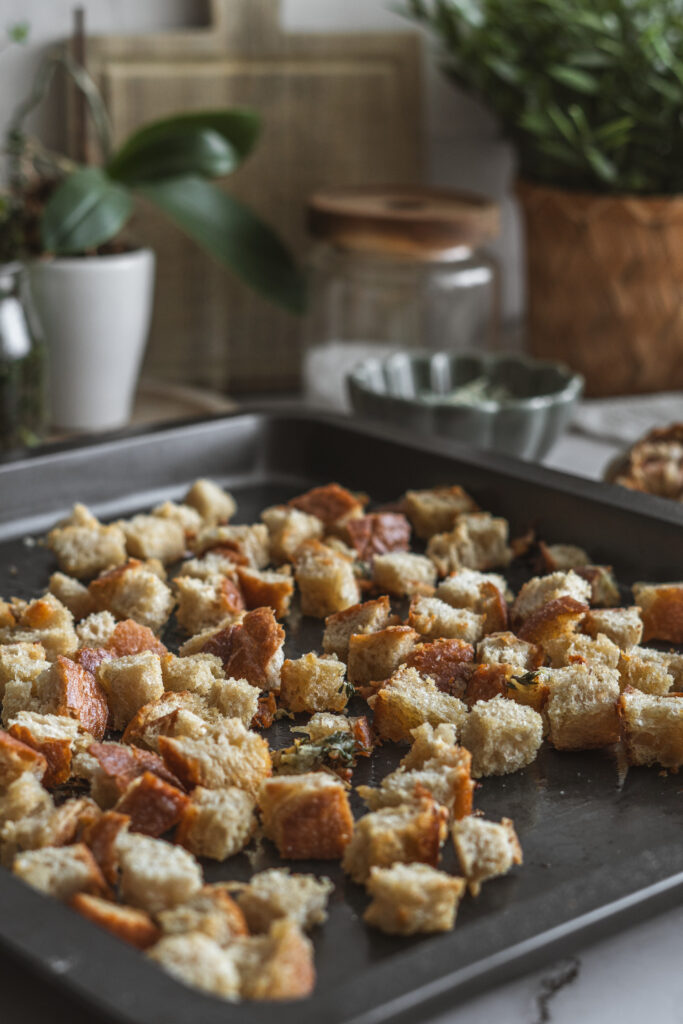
77,0,422,392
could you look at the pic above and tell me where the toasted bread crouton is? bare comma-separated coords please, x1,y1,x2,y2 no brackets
0,772,52,824
160,652,221,693
1,667,53,728
13,842,109,900
177,551,241,581
583,607,643,650
463,664,510,707
544,632,621,670
7,594,78,661
151,500,203,538
8,712,89,787
289,483,365,538
192,524,270,570
105,619,167,659
97,652,164,731
1,794,99,864
235,868,333,933
121,690,221,752
461,696,543,778
403,638,475,698
80,810,130,884
357,741,473,819
294,540,360,618
280,653,348,713
70,892,160,949
476,632,543,672
403,486,479,540
517,596,588,646
88,740,184,809
322,596,391,660
576,565,621,608
199,607,285,691
618,687,683,767
408,596,484,643
400,722,459,769
259,773,353,859
261,505,324,565
42,655,109,740
347,626,418,686
174,574,244,635
346,512,411,561
372,552,437,598
47,507,127,580
342,796,448,884
117,833,202,914
437,567,507,608
632,582,683,643
364,863,465,935
427,513,512,576
545,663,620,750
618,648,679,696
76,611,117,649
225,918,316,1001
0,729,47,785
148,932,240,999
118,514,186,564
0,642,49,703
452,817,522,895
291,712,351,742
48,573,94,621
158,718,271,797
209,676,261,727
114,771,190,837
89,560,174,633
539,542,591,571
512,571,592,625
235,566,294,619
158,884,248,944
176,786,256,860
184,479,237,525
369,666,468,743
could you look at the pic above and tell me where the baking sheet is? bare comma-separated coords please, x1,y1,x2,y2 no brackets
0,409,681,1024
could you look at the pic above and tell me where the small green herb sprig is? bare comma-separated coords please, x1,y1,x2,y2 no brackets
275,731,359,776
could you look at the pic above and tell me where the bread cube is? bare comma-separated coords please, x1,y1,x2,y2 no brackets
576,565,621,608
452,816,522,895
224,918,315,1001
618,648,677,696
512,570,592,624
401,722,460,769
8,594,78,661
105,618,168,658
80,809,130,884
97,651,164,731
71,892,160,949
1,794,99,865
174,574,244,635
184,478,237,525
235,868,333,933
47,506,127,579
460,696,543,777
345,512,411,561
89,560,174,633
357,743,473,819
401,638,474,699
76,611,117,649
342,796,448,884
261,505,324,564
291,712,351,743
117,833,202,914
236,566,294,619
372,552,437,597
87,739,185,808
177,551,241,581
476,631,542,672
437,567,506,607
427,513,512,576
289,482,365,537
259,772,353,859
364,863,466,935
544,632,621,670
403,485,478,539
118,514,186,565
42,655,109,740
0,729,47,786
8,711,87,787
539,542,590,571
157,884,247,944
148,932,241,999
347,625,418,685
279,652,348,713
632,582,683,643
408,596,484,643
369,666,468,743
114,771,190,837
0,642,49,702
121,691,221,752
583,607,643,650
13,842,109,900
160,652,222,695
618,687,683,767
158,717,271,797
151,499,203,537
545,663,620,750
198,607,285,691
209,676,260,727
192,524,269,569
176,786,256,860
0,772,52,824
294,540,360,617
48,573,94,621
322,595,391,660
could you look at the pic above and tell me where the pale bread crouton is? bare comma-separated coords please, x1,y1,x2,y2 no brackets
437,567,508,609
544,663,621,750
400,722,460,770
291,712,351,743
342,796,448,884
117,833,202,914
294,540,360,617
357,743,473,819
1,795,99,864
178,551,241,581
279,652,349,713
427,513,512,576
544,632,620,670
175,786,256,860
89,560,174,633
539,542,591,571
236,566,294,619
0,641,49,702
578,565,621,608
259,773,353,859
403,485,478,539
97,652,164,731
260,505,324,564
632,582,683,643
173,574,244,635
347,626,418,685
13,842,109,900
476,632,543,672
289,482,365,538
47,506,127,579
151,500,203,537
8,711,90,787
460,696,543,778
118,514,186,564
224,918,315,1001
160,652,224,695
512,570,592,624
157,884,247,944
192,524,269,569
618,687,683,767
234,868,334,933
6,593,78,661
148,932,240,999
70,892,160,949
452,816,522,895
209,676,260,727
0,772,52,824
322,595,391,660
1,669,52,727
48,573,94,621
121,690,223,752
158,717,271,797
583,607,643,650
618,648,678,696
364,863,466,935
0,729,47,785
369,666,468,743
184,478,237,525
372,552,437,598
408,596,484,643
76,611,117,649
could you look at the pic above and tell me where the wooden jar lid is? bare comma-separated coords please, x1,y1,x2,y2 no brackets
308,185,500,258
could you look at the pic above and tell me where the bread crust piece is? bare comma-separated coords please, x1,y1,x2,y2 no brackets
175,786,257,860
342,796,448,884
289,482,365,536
47,655,109,740
279,652,349,713
408,596,484,643
633,583,683,644
618,686,683,767
88,559,174,634
346,512,411,560
511,570,591,625
70,893,161,949
347,626,419,686
8,712,85,788
47,509,127,580
516,596,588,646
452,816,522,896
0,729,47,785
236,566,294,619
583,607,643,650
357,747,473,820
199,607,285,691
81,810,130,884
372,552,437,598
426,513,512,576
403,639,475,698
234,868,334,933
544,663,621,750
364,863,466,935
97,651,164,732
158,718,271,797
369,666,468,744
105,619,168,658
261,505,324,565
294,540,360,618
460,696,543,778
173,574,244,635
114,771,191,837
13,842,109,901
476,631,543,673
259,773,354,860
322,595,392,660
225,919,316,1001
184,478,237,525
6,594,78,661
403,486,479,540
88,741,184,808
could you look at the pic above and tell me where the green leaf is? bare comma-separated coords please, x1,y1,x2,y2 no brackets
139,175,305,314
41,167,132,254
584,146,618,183
7,22,29,43
107,110,260,184
548,64,599,94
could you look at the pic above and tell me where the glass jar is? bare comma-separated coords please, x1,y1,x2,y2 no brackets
303,186,500,410
0,263,46,454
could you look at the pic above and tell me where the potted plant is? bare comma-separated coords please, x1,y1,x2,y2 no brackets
1,33,304,432
406,0,683,396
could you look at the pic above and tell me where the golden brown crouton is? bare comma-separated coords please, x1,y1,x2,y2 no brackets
632,582,683,643
175,786,256,860
148,932,240,999
346,512,411,560
408,596,485,643
544,663,621,750
192,524,270,569
177,551,241,581
279,652,349,713
87,741,184,809
114,771,190,837
427,513,512,576
13,842,109,901
97,651,164,732
342,796,448,884
372,552,437,598
357,744,473,819
259,773,353,859
517,596,588,646
369,666,468,743
543,632,621,670
260,505,324,565
403,638,475,699
198,607,284,691
48,573,95,621
0,772,52,824
452,816,522,895
158,717,271,797
227,919,316,1001
47,506,127,580
80,810,130,885
7,593,78,661
347,625,419,686
460,696,543,778
539,542,591,571
364,863,466,935
583,607,643,650
476,632,543,672
512,570,592,624
118,514,186,564
236,566,294,619
157,885,248,944
8,712,87,788
618,687,683,767
0,729,47,785
289,482,365,537
117,833,203,915
89,560,174,633
44,655,109,740
619,647,681,695
322,595,392,660
173,574,244,635
184,478,237,525
234,868,333,933
70,892,160,949
105,619,167,658
151,500,203,537
294,540,360,618
403,486,479,539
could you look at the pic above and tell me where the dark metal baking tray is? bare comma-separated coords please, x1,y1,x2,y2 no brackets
0,409,682,1024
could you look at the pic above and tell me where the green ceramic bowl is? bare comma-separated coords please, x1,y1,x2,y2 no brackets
348,350,583,460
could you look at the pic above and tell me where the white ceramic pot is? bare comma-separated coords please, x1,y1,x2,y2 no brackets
29,248,155,431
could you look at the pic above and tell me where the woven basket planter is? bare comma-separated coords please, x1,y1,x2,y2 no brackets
518,181,683,396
